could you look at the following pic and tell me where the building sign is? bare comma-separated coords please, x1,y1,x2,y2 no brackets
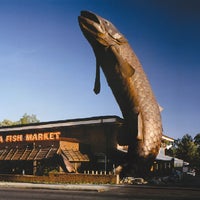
0,132,61,143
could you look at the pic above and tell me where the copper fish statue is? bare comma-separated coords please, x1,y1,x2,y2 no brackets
78,11,162,177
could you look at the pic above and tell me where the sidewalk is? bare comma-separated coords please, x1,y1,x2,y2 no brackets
0,182,111,192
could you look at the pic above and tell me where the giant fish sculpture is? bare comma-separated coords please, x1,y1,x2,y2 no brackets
78,11,162,177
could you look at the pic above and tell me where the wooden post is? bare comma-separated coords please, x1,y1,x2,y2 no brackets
33,160,37,175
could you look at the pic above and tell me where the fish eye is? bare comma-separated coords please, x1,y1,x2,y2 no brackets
104,20,110,26
105,20,109,24
103,20,123,40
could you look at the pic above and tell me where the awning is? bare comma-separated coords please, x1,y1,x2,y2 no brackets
156,154,173,161
60,154,76,173
0,147,58,161
174,157,184,168
61,149,89,162
156,147,173,161
58,149,90,173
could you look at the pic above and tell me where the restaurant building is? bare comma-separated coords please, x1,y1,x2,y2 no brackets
0,115,178,176
0,116,123,175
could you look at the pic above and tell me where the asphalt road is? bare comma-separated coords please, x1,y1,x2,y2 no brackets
0,185,200,200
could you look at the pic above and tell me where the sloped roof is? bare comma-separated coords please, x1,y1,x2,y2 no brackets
0,147,58,161
61,149,89,162
0,115,123,133
156,153,173,161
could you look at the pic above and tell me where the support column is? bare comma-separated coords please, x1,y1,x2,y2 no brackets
33,160,37,175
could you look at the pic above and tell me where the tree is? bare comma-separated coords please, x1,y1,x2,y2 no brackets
0,113,40,127
19,113,40,124
194,133,200,171
166,134,199,170
0,119,18,126
194,133,200,146
175,134,198,166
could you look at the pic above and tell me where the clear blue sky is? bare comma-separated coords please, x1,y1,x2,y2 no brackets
0,0,199,139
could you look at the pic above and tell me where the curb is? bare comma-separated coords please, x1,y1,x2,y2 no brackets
0,182,111,192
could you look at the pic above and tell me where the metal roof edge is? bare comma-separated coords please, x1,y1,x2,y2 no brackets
0,115,123,132
162,134,174,142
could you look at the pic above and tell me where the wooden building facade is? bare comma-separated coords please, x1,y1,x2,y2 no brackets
0,115,178,177
0,116,123,175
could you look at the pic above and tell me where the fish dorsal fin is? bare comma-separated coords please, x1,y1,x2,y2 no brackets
93,61,101,94
159,105,163,112
110,45,135,78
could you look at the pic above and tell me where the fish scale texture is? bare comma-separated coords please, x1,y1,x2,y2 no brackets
78,11,163,176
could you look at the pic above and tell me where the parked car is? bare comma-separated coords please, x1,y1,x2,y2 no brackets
187,169,196,176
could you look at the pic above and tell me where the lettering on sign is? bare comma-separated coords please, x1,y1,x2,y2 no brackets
0,132,61,143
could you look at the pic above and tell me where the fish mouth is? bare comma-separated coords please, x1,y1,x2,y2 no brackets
78,10,125,45
80,11,100,24
78,11,104,36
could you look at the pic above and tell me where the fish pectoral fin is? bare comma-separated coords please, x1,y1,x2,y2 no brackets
93,61,101,94
119,59,135,78
137,113,143,140
110,45,135,78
